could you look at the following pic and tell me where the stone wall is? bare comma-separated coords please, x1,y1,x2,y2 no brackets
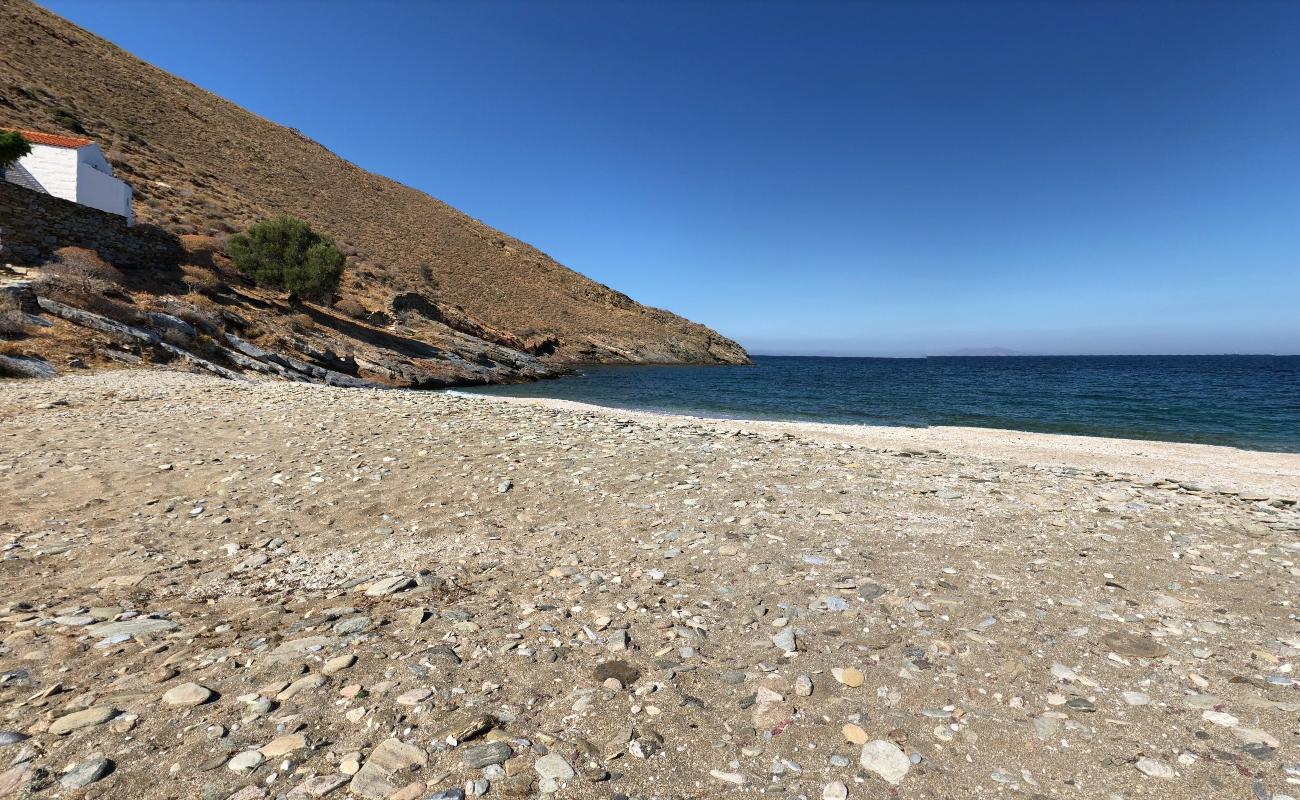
0,180,180,268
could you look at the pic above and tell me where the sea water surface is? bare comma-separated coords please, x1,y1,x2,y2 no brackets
463,355,1300,453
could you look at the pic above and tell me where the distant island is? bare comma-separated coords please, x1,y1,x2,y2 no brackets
941,347,1026,357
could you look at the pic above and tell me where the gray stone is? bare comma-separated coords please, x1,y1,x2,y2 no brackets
365,575,414,597
771,627,797,653
88,617,179,639
60,758,113,789
461,741,513,768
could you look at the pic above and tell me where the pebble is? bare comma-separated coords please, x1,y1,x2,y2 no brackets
771,628,797,654
859,740,910,785
60,757,113,789
1134,757,1175,778
822,780,848,800
322,654,356,675
49,706,117,735
534,753,575,792
461,741,513,768
227,751,265,773
260,734,307,757
162,682,214,706
364,575,414,597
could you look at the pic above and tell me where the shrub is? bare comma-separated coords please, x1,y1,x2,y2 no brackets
52,108,86,134
0,294,29,336
180,264,223,296
333,297,367,319
0,130,32,172
225,216,345,301
37,247,125,296
31,248,119,297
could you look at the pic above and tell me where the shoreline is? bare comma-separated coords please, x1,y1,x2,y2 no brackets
452,390,1300,499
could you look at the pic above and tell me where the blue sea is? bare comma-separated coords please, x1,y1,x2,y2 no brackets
464,355,1300,453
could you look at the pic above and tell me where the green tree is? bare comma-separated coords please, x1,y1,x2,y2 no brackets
0,130,32,172
226,216,345,301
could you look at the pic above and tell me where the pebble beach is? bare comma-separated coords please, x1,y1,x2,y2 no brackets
1,370,1298,800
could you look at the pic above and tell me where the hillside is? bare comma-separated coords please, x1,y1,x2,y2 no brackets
0,0,748,385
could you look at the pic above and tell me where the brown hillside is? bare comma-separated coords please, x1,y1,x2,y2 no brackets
0,0,748,372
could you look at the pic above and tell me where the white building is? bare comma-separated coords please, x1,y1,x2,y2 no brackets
3,129,134,223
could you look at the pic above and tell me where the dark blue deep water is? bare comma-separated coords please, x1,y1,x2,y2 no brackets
464,355,1300,453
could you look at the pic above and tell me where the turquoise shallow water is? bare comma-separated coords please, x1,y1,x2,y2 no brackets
464,355,1300,453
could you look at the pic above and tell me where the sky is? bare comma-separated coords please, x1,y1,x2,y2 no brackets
40,0,1300,356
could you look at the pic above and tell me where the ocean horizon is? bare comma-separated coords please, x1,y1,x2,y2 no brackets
465,354,1300,453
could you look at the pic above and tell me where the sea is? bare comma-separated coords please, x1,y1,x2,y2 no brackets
463,355,1300,453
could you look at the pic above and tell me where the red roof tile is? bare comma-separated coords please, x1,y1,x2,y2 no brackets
11,129,95,149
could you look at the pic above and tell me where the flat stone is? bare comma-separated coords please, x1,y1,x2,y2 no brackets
534,753,575,790
163,682,215,706
333,615,372,636
462,741,513,768
832,667,864,687
60,758,113,789
260,734,308,757
1099,631,1168,659
350,738,428,800
1134,757,1174,778
860,740,910,785
842,724,868,745
365,576,414,597
1232,727,1280,748
278,674,326,701
710,770,746,785
49,706,117,735
389,782,426,800
771,628,797,653
395,688,432,706
0,731,28,746
88,617,179,638
0,765,32,796
286,774,350,798
822,781,848,800
268,636,334,660
228,750,265,773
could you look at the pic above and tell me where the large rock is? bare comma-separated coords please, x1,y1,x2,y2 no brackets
0,354,55,379
36,296,159,345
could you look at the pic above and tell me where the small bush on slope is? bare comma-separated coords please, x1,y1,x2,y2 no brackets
226,216,345,302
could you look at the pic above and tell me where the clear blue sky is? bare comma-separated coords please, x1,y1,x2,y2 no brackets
41,0,1300,356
